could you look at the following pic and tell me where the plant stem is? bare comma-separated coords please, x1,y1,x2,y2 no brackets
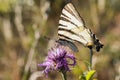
89,48,93,70
61,71,67,80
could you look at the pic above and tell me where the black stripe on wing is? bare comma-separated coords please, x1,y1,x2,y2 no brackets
58,28,86,41
59,16,78,28
59,23,68,27
58,34,82,44
64,3,86,27
58,32,86,44
58,28,77,35
61,13,70,19
64,6,77,21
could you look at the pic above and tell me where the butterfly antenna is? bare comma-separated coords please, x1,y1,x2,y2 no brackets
43,36,51,40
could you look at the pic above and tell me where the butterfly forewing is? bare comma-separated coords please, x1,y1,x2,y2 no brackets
58,3,93,46
59,3,85,30
58,3,103,52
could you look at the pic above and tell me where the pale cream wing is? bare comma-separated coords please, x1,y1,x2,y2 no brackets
58,3,93,46
58,3,85,31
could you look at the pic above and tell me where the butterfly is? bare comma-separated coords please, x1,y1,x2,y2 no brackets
57,3,103,52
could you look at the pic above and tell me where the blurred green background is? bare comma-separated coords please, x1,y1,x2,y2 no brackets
0,0,120,80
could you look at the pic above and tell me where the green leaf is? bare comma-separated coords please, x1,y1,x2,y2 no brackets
86,70,96,80
79,74,86,80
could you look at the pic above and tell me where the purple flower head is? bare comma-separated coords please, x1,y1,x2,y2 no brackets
38,45,76,75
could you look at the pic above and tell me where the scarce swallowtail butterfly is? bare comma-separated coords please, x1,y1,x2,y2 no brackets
57,3,103,52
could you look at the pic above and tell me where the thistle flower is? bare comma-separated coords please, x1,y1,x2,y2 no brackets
38,45,76,75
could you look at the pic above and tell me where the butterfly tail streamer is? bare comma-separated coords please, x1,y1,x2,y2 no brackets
92,34,104,52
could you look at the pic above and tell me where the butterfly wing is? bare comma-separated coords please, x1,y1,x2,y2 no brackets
58,3,85,32
92,34,103,52
57,39,78,52
58,3,93,46
58,3,103,52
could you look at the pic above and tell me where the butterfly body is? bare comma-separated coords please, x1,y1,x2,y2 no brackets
57,3,103,52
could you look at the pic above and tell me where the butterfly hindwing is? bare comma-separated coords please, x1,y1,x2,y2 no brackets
57,39,78,52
